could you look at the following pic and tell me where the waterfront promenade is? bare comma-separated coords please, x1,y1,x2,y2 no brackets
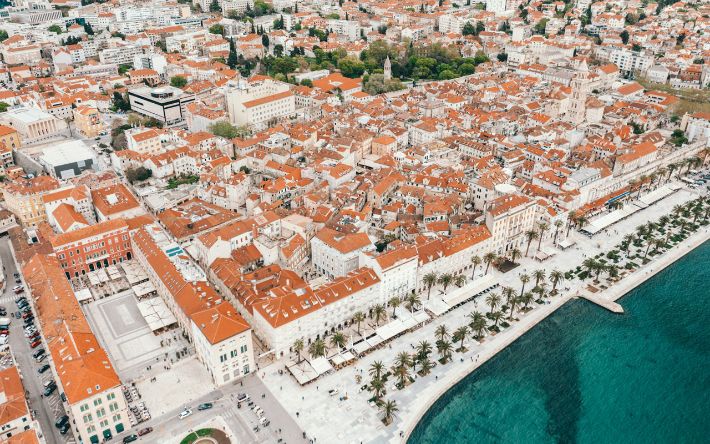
259,187,704,444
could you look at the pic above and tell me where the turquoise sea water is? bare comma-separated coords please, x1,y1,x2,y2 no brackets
409,241,710,444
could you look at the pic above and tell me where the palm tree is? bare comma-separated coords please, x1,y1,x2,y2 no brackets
437,339,453,363
485,292,501,313
452,326,469,351
369,360,385,380
566,210,577,236
470,255,482,279
490,311,504,328
519,273,530,296
508,295,520,320
582,258,598,278
423,272,437,300
405,293,421,312
454,274,466,288
509,247,522,264
415,340,432,361
380,399,398,425
438,273,453,292
576,216,588,231
520,291,534,309
373,304,386,325
533,269,546,287
330,332,346,353
622,233,635,255
470,316,487,339
536,222,549,251
501,286,516,307
419,357,434,375
388,296,400,319
467,310,484,329
392,352,412,387
483,252,497,274
435,325,449,343
293,339,304,363
309,339,327,359
353,311,365,336
549,269,564,294
524,230,539,257
593,262,606,281
370,377,385,399
553,219,564,244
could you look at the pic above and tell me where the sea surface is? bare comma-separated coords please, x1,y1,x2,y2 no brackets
409,241,710,444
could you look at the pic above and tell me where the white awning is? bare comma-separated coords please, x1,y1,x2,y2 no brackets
442,274,497,307
74,288,93,303
309,356,333,375
137,297,177,332
287,361,318,385
132,281,156,298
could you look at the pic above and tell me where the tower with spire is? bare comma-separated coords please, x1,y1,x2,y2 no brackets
568,59,590,125
384,56,391,81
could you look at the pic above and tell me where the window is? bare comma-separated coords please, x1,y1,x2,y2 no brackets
240,344,248,353
107,393,115,401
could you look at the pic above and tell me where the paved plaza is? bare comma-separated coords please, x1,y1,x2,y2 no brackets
83,290,192,382
260,186,704,444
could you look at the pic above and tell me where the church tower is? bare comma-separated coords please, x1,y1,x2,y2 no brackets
569,59,590,125
384,56,392,81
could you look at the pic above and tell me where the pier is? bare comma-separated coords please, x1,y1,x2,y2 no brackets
578,293,624,314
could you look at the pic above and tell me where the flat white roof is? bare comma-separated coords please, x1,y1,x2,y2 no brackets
6,107,54,124
40,140,95,166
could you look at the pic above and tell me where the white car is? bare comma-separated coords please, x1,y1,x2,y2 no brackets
178,408,192,419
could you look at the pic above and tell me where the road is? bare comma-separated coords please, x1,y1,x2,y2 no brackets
111,373,305,444
1,237,71,444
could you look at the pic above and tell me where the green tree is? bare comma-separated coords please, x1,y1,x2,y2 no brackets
170,76,188,88
209,0,221,12
534,19,548,35
227,38,238,69
125,167,152,183
83,22,94,35
620,30,629,44
462,22,475,36
209,121,240,139
48,24,63,34
112,92,130,112
0,30,7,42
0,102,9,113
262,33,269,48
338,57,366,78
497,52,508,62
209,24,224,35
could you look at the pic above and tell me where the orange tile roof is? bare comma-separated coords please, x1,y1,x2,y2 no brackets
242,90,293,109
191,302,250,345
91,183,140,217
0,366,29,426
315,227,371,254
22,254,121,404
50,218,127,247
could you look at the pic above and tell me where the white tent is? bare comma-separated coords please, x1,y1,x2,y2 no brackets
309,356,333,375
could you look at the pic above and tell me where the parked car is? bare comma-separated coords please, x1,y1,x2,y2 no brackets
197,403,213,411
22,311,33,319
0,335,8,345
13,285,23,294
55,415,69,428
27,332,39,341
178,408,192,419
137,427,153,436
122,435,138,443
59,423,70,435
14,296,25,304
37,364,50,374
32,348,45,359
43,382,57,396
30,339,41,348
237,393,250,402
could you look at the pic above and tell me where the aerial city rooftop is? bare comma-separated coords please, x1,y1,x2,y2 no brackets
0,0,707,443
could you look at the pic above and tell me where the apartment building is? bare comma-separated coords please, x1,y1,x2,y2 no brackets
50,219,132,278
248,267,382,355
2,176,60,227
23,254,130,444
73,106,105,138
311,227,373,279
225,78,295,128
0,107,67,145
131,225,255,386
484,194,537,255
0,366,34,440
